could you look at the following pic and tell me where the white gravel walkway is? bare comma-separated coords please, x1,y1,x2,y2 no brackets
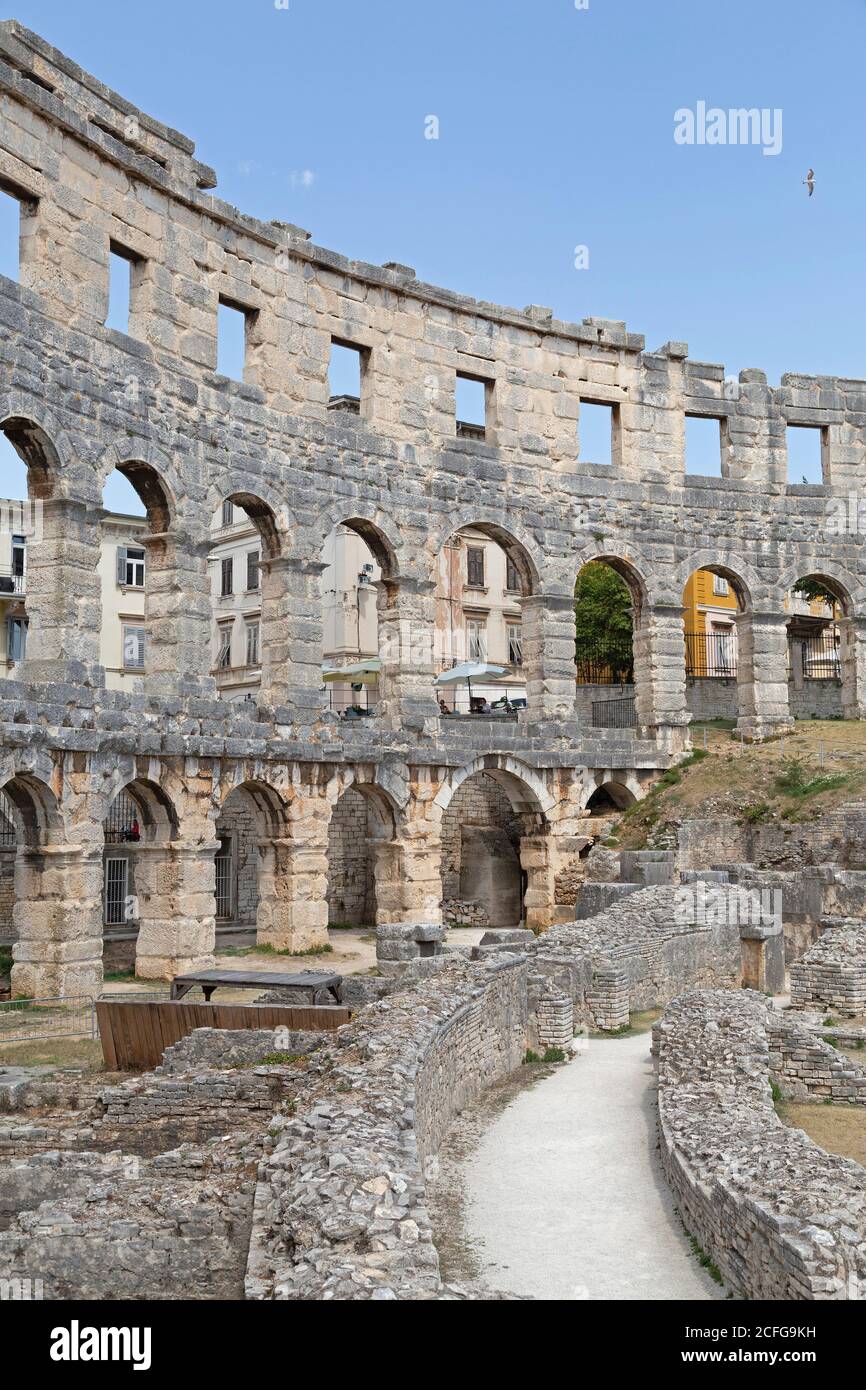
462,1031,725,1300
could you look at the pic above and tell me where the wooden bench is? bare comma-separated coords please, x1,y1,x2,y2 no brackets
169,968,343,1005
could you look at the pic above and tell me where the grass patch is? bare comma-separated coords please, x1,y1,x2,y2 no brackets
541,1047,566,1063
0,1037,105,1070
770,1080,783,1105
774,757,850,802
253,1052,304,1068
687,1234,724,1285
219,942,333,960
0,946,12,978
103,968,136,983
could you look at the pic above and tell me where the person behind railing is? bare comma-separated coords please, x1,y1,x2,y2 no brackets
438,698,453,716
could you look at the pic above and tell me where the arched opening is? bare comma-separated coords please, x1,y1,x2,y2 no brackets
320,521,385,717
440,771,523,925
213,780,289,938
574,558,640,731
101,466,148,690
586,781,637,815
2,772,100,999
102,778,178,979
326,782,396,926
682,565,747,722
0,422,63,679
434,525,535,715
209,494,283,703
784,575,848,719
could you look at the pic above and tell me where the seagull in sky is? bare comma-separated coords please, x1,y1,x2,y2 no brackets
803,168,815,197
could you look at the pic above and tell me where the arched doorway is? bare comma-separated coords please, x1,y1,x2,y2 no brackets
574,559,637,730
784,574,848,720
102,777,181,980
326,782,397,926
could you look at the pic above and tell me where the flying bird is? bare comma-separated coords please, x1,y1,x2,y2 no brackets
803,168,815,197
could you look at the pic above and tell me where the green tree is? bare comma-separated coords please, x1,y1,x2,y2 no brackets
793,577,839,609
574,562,634,678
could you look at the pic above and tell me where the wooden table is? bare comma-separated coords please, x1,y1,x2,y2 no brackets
169,968,343,1004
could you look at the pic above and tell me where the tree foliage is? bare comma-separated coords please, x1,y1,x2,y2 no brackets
574,562,634,675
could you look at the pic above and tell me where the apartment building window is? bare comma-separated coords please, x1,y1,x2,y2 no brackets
220,556,233,597
122,625,145,670
246,550,260,592
505,556,520,593
713,574,729,597
11,534,25,591
6,616,27,663
467,619,487,661
245,620,260,666
116,545,145,588
221,499,234,528
507,623,523,667
216,624,233,670
466,546,485,588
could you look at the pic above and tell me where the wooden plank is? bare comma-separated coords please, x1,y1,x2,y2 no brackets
95,1001,118,1071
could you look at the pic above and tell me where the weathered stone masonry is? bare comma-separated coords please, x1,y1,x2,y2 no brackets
2,22,866,996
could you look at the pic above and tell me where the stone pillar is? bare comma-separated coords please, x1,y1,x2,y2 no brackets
255,784,331,953
790,635,806,692
520,592,579,722
257,555,293,709
11,844,103,999
134,841,217,981
142,533,215,699
633,603,690,754
837,616,866,720
387,788,444,924
519,823,555,933
18,498,104,687
376,576,439,730
283,557,328,720
735,611,794,740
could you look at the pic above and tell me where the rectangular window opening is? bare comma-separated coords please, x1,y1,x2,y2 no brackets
787,424,826,485
217,624,233,670
245,620,260,666
106,243,140,334
577,400,616,466
328,339,365,414
456,373,488,441
508,623,523,667
221,499,234,528
246,550,260,592
685,414,724,478
0,188,22,283
466,618,487,662
217,298,252,381
220,556,234,597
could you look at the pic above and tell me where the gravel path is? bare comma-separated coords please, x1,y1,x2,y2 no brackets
462,1031,725,1300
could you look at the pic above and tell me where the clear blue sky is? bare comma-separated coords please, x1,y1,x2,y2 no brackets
2,0,864,497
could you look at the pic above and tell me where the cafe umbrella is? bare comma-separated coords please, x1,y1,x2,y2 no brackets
434,660,507,710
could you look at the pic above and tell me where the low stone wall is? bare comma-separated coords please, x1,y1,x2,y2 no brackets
656,990,866,1300
790,924,866,1015
768,1011,866,1104
245,954,529,1300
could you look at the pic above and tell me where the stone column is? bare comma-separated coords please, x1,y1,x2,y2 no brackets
257,555,293,709
283,557,328,720
11,844,103,999
633,603,690,754
735,611,794,740
376,576,439,730
142,533,215,698
519,824,556,933
388,787,444,924
255,783,331,952
837,616,866,720
18,497,104,687
520,592,579,722
134,841,217,981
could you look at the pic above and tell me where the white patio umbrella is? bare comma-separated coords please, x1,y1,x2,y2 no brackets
321,658,381,685
435,660,507,708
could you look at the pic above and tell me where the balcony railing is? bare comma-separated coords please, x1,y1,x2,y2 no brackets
575,639,634,686
685,631,737,679
591,695,637,729
0,570,25,597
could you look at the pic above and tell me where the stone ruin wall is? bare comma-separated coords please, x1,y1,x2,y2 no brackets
655,990,866,1300
1,21,866,995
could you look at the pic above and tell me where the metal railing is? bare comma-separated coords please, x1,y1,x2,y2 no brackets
796,631,842,681
0,569,25,596
591,695,637,729
685,630,737,679
575,640,634,686
0,994,96,1044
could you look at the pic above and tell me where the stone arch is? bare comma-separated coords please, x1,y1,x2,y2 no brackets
0,401,73,499
675,552,758,611
214,778,291,930
573,545,652,612
432,514,543,595
211,478,292,561
312,506,404,578
584,779,638,814
0,770,64,846
780,567,857,721
326,772,400,927
433,755,554,817
777,564,859,616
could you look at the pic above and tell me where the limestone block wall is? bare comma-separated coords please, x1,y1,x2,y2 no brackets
789,925,866,1015
0,847,13,943
656,990,866,1300
768,1010,866,1103
440,774,520,902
